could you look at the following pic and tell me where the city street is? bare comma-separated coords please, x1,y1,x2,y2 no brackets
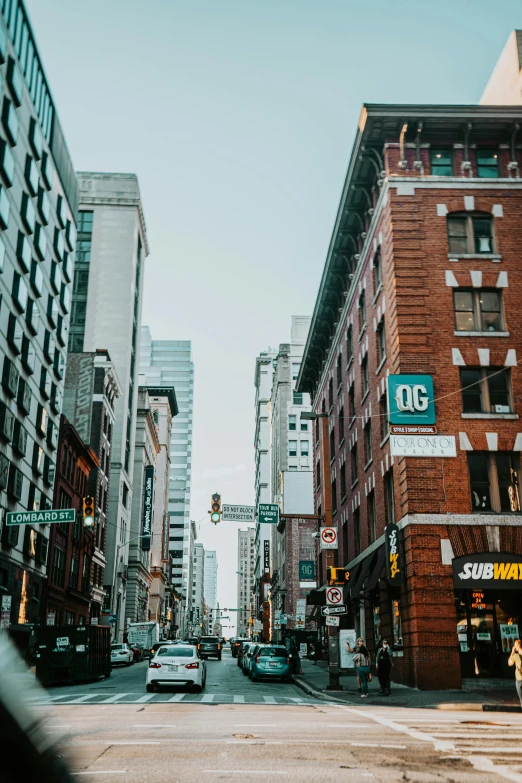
35,649,522,781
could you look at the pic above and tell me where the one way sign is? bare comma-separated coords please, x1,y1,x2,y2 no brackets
321,605,348,616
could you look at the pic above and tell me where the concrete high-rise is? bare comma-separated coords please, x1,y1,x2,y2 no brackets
192,542,205,637
0,0,78,648
203,549,217,614
68,173,149,640
237,528,255,637
139,328,195,626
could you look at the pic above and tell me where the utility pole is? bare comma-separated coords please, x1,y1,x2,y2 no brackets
319,414,342,691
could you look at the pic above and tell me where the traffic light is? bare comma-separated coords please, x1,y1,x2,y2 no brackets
327,567,350,585
82,495,95,528
210,492,221,524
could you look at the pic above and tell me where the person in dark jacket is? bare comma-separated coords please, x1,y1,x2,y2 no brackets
376,639,393,695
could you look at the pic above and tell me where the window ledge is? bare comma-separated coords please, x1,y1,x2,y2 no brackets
340,494,347,505
448,253,502,262
375,355,387,375
347,356,354,371
455,331,510,338
339,437,345,449
380,433,390,447
358,324,367,343
372,284,383,305
462,413,518,420
364,458,373,471
349,416,357,430
361,390,370,404
351,479,359,490
337,384,343,397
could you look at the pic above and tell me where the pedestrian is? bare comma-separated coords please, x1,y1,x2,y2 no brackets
376,639,393,695
288,639,299,674
508,638,522,708
348,637,372,697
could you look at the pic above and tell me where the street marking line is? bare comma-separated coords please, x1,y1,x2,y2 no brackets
98,694,132,704
64,695,101,704
167,694,186,702
328,724,376,728
341,707,455,753
351,742,407,749
456,747,522,753
263,696,276,704
233,695,245,703
202,771,288,776
468,755,522,783
135,695,156,703
104,741,161,745
234,724,277,727
288,698,304,703
199,694,215,703
49,694,83,701
133,724,177,728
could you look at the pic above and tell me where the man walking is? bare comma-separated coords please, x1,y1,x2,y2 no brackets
508,639,522,708
376,639,393,695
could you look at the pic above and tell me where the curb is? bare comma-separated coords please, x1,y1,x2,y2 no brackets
292,675,356,705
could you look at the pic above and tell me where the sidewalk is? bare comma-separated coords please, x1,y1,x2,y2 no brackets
294,658,522,712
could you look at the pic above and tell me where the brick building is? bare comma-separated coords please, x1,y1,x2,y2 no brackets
297,104,522,689
45,415,98,626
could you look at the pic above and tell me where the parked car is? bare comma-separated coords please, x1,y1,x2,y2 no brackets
250,645,292,682
131,643,145,663
146,644,206,693
235,639,250,664
245,644,265,677
197,636,222,661
232,638,248,658
239,642,253,671
229,637,237,650
110,643,133,667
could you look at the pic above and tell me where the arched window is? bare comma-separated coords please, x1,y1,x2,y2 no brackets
447,212,494,255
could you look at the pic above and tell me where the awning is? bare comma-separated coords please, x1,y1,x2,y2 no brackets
343,561,361,603
366,547,385,591
348,555,374,600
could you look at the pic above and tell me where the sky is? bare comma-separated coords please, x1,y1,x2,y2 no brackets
26,0,522,632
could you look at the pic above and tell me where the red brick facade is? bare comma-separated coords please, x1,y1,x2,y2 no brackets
298,105,522,688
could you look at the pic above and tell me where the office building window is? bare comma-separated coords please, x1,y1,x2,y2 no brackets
476,149,499,178
364,421,372,465
292,363,300,381
354,509,361,556
359,292,366,331
373,249,382,291
288,440,297,457
351,443,358,485
468,452,520,513
454,289,503,332
293,391,303,405
380,394,389,441
377,320,386,364
340,461,346,500
347,326,353,363
349,385,355,420
300,417,308,431
288,415,296,431
51,546,65,587
300,441,309,457
430,148,453,176
361,357,369,397
460,368,511,414
336,353,342,389
338,406,345,445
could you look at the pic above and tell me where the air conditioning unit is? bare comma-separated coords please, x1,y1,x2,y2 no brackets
495,405,510,413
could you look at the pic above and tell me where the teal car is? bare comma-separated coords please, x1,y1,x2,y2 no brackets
249,645,292,682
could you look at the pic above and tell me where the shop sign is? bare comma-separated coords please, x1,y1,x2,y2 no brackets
263,540,270,574
298,560,316,588
390,434,456,458
452,552,522,590
471,591,486,610
387,374,436,425
141,466,154,551
500,623,519,653
384,523,402,586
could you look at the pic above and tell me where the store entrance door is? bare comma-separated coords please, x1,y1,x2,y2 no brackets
455,590,520,679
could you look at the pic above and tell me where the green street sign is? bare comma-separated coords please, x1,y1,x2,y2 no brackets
257,503,279,525
6,509,76,527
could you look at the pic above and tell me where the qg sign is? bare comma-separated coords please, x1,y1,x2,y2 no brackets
387,374,436,425
453,552,522,590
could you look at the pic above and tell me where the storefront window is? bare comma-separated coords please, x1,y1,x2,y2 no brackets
373,604,381,646
391,599,403,650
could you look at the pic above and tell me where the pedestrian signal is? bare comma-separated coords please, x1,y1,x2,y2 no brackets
327,567,350,585
210,492,221,524
83,495,95,528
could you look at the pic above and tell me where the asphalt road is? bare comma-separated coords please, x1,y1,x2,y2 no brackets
35,648,522,782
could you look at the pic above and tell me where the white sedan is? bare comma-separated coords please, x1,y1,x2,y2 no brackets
146,644,206,693
110,643,133,667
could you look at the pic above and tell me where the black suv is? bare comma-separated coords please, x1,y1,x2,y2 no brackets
198,636,222,661
232,638,249,658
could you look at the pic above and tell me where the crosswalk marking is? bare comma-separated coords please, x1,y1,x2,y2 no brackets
135,694,156,703
167,694,185,702
64,695,99,704
99,693,132,703
233,695,245,703
263,696,276,704
36,692,322,707
200,694,214,702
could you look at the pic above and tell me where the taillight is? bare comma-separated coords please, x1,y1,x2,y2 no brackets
197,643,200,649
185,662,199,669
149,662,162,669
286,658,290,665
256,655,260,663
217,643,221,650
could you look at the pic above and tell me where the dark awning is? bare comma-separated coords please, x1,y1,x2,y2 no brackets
343,561,361,603
366,547,385,592
348,555,374,600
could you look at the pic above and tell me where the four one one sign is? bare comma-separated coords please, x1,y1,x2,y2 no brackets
387,374,436,425
258,504,279,524
390,433,456,458
141,465,154,551
320,527,338,550
385,523,402,586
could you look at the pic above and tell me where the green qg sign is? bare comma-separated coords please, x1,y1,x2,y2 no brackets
6,509,76,526
257,504,279,524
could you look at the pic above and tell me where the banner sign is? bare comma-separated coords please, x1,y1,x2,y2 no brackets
384,523,402,586
387,374,436,425
339,629,357,669
161,513,169,563
258,504,279,525
141,465,154,551
263,540,270,573
222,504,255,522
452,552,522,591
390,434,456,458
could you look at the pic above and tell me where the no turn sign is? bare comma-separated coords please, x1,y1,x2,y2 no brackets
320,527,338,550
326,586,343,605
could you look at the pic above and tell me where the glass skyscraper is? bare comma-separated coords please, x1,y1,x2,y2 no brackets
140,327,194,603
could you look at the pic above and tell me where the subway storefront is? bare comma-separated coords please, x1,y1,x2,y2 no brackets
453,552,521,679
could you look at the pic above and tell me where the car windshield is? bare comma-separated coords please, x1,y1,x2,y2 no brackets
111,644,124,651
157,647,195,657
259,647,287,657
200,637,218,643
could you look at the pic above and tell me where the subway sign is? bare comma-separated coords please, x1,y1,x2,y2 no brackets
453,552,522,590
384,523,402,586
387,374,436,425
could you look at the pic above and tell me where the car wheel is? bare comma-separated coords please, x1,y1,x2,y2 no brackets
217,655,222,661
146,684,155,693
251,674,257,682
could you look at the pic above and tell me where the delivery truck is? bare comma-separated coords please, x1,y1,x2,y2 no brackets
127,621,160,657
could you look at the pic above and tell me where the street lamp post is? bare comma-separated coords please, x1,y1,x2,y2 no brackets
302,410,342,691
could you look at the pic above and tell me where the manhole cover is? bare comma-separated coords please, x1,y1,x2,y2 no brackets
233,734,256,739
